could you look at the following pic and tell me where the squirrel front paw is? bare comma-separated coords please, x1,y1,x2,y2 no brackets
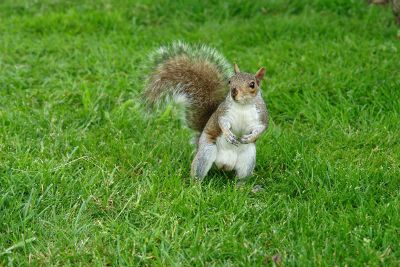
240,134,255,144
225,132,240,146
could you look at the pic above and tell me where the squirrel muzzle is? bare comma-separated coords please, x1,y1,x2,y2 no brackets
231,88,238,100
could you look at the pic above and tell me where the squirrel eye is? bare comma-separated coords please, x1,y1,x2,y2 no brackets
228,80,231,84
249,81,255,88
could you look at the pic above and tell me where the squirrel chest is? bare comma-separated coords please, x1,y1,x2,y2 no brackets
225,103,260,137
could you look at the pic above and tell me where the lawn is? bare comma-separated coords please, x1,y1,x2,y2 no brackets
1,0,400,265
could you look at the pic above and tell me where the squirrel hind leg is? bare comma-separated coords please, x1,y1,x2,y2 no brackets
190,143,217,181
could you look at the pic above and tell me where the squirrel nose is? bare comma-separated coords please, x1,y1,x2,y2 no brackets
231,88,238,98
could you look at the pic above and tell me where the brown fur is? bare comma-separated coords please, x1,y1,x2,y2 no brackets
145,56,228,132
201,101,229,143
202,113,222,143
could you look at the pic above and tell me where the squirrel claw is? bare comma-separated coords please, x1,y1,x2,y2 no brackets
240,134,254,144
226,134,239,146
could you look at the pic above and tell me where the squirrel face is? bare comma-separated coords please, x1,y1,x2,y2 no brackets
229,64,266,104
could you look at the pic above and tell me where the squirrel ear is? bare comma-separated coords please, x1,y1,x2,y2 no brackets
234,63,240,74
255,67,266,85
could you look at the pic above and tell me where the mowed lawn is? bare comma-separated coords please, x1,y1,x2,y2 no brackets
1,0,400,265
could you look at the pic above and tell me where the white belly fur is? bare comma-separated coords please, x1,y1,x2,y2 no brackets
214,136,249,171
214,103,259,171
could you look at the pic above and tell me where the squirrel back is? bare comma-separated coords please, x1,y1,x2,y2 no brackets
144,42,233,132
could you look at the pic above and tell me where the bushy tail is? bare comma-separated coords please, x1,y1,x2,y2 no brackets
144,41,232,132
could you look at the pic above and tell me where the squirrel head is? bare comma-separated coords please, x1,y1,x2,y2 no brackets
228,63,266,104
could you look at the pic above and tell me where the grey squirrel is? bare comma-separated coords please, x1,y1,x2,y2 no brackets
144,42,268,183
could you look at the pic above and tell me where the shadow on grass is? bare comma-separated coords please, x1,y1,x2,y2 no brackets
181,167,237,189
181,167,270,194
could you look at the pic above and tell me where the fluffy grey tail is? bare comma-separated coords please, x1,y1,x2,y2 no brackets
144,41,232,132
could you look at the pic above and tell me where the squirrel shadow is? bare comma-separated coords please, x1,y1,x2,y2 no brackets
183,172,265,195
182,167,242,189
206,167,236,186
182,165,267,194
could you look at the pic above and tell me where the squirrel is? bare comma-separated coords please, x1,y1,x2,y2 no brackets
144,42,268,183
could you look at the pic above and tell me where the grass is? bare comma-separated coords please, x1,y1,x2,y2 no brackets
1,0,400,265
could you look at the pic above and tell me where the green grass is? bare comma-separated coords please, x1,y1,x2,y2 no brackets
1,0,400,265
